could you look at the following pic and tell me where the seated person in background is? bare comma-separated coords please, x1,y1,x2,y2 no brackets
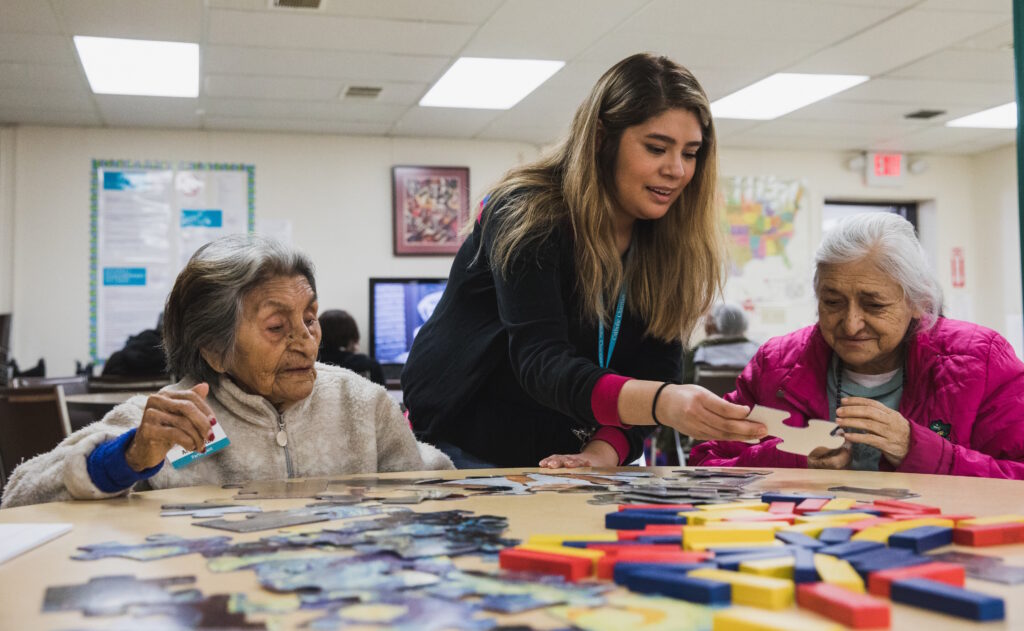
684,303,760,382
1,235,452,508
317,309,386,386
101,313,168,377
690,213,1024,479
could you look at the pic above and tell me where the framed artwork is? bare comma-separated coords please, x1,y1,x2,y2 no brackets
392,165,470,255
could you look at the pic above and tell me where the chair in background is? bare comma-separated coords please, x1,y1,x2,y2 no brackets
87,375,172,393
0,385,73,489
0,313,10,387
668,366,744,466
11,375,91,431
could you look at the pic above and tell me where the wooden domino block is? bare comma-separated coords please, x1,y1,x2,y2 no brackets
886,525,953,553
792,547,819,583
821,498,856,511
595,549,713,579
612,561,716,584
712,606,844,631
953,522,1024,547
851,517,953,542
620,567,732,604
498,548,591,581
760,492,834,504
775,531,824,549
890,577,1005,621
795,498,831,514
715,548,795,571
816,527,853,544
606,511,686,530
739,556,795,579
796,513,877,525
867,561,965,598
528,533,618,545
617,524,683,540
618,504,693,511
517,543,605,570
797,582,890,628
813,554,864,593
817,540,883,558
769,501,796,514
844,517,895,532
698,501,770,512
682,524,777,550
873,499,941,514
689,567,794,609
956,514,1024,527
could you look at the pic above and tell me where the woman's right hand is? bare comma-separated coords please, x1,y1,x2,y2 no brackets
125,383,215,471
656,384,766,441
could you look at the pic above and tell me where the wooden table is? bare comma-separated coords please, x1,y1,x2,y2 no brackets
1,467,1021,629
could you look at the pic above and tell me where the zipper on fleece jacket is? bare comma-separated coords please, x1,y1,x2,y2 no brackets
275,411,294,478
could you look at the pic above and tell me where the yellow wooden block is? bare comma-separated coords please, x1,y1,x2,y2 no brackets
779,523,825,537
821,498,856,511
813,554,864,593
705,520,789,531
688,509,771,525
712,606,844,631
689,568,794,610
697,501,770,512
739,556,795,579
851,518,954,542
795,512,876,524
526,533,618,545
517,544,606,570
682,525,777,550
957,514,1024,526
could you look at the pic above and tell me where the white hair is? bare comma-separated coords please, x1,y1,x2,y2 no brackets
813,212,942,330
710,303,748,336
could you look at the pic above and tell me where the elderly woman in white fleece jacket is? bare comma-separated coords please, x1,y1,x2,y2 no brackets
2,235,452,509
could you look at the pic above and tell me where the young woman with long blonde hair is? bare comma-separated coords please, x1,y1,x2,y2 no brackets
402,53,766,468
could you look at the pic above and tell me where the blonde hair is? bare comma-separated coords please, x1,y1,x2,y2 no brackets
481,53,723,342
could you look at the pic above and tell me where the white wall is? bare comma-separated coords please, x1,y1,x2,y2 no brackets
5,125,539,374
2,124,1019,373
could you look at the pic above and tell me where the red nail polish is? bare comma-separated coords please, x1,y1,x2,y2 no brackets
210,418,217,426
208,432,215,441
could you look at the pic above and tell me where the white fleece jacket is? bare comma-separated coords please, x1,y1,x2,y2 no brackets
1,364,452,508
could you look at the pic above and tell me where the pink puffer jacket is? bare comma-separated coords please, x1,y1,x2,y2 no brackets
689,318,1024,479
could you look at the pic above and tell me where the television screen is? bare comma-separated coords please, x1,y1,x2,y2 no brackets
369,278,447,372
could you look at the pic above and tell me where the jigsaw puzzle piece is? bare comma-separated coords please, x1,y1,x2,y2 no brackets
744,405,845,456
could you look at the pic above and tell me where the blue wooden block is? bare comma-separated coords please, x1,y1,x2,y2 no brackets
844,547,929,577
605,511,686,530
888,525,954,553
713,547,795,571
890,577,1005,621
818,540,884,558
817,527,854,545
612,562,716,585
760,492,835,503
620,567,732,605
563,540,650,548
635,535,686,544
792,547,818,583
775,531,824,549
706,544,796,555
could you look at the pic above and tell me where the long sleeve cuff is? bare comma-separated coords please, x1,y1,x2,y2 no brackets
86,428,163,493
591,426,630,465
590,374,632,427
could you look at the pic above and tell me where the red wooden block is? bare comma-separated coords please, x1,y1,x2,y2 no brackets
953,522,1024,547
796,498,830,514
769,501,796,514
874,499,941,514
618,504,693,511
867,562,966,598
617,525,683,540
595,550,714,580
498,548,591,581
797,582,891,629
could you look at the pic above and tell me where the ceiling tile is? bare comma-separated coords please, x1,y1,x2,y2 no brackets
203,96,408,123
95,95,202,127
0,33,77,64
204,115,393,136
462,0,649,59
0,87,94,110
391,107,501,139
0,62,86,90
205,74,343,100
836,77,1014,107
0,0,62,33
204,45,450,83
54,0,204,41
787,8,1010,75
888,49,1013,83
207,8,476,56
208,0,501,24
0,108,101,126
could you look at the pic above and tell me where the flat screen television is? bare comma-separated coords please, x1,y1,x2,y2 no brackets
368,277,448,382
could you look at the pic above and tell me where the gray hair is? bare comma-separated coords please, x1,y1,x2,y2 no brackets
710,303,748,336
163,234,317,383
813,212,942,330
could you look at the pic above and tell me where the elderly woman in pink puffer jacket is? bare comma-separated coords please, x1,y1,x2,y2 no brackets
691,213,1024,479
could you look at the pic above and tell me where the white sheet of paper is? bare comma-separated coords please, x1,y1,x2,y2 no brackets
744,404,845,456
0,523,72,565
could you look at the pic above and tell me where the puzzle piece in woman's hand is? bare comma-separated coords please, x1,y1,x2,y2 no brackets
743,405,845,456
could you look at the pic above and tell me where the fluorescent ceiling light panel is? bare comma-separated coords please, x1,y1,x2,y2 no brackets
420,57,564,109
946,102,1017,129
711,73,868,120
74,36,199,98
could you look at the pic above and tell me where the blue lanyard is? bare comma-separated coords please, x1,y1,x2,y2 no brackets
598,287,627,369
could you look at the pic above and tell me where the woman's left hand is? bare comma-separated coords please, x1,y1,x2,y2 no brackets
835,396,911,467
539,439,619,469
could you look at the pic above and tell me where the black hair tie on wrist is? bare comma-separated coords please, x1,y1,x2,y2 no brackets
651,381,673,426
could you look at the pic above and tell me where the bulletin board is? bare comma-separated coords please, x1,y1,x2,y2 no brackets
89,160,254,363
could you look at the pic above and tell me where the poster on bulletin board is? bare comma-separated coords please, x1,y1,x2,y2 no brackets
90,160,254,363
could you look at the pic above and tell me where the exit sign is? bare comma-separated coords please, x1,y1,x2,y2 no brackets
865,152,905,187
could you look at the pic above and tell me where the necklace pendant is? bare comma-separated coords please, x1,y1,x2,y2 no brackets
276,430,288,447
